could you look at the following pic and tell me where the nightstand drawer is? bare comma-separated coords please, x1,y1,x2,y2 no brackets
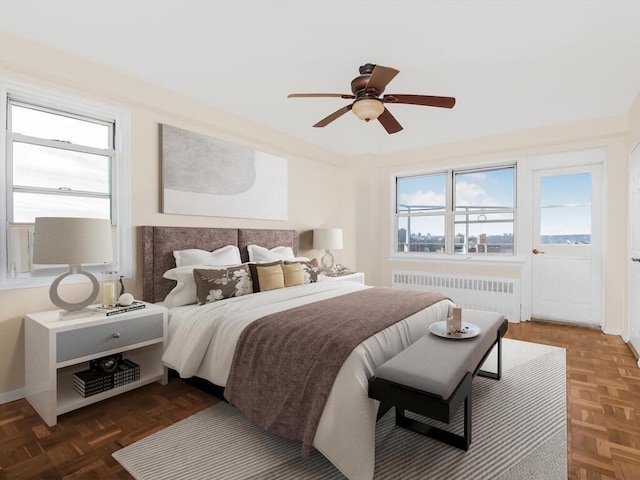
56,313,164,363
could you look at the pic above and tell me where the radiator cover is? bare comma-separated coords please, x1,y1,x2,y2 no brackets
392,270,521,322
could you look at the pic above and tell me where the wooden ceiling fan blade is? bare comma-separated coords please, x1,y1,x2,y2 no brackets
383,94,456,108
313,104,353,128
366,65,399,94
288,93,355,99
378,108,403,134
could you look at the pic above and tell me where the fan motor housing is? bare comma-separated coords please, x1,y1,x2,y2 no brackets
351,63,379,96
351,75,371,95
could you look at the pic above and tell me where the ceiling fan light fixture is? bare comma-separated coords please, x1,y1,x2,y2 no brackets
352,98,384,122
287,63,455,133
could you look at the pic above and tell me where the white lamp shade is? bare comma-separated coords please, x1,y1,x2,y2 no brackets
33,217,114,265
313,228,343,250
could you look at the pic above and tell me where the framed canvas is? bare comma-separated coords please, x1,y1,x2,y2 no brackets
161,124,287,220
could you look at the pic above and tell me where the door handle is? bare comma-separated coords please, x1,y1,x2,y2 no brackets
532,248,545,255
633,257,640,262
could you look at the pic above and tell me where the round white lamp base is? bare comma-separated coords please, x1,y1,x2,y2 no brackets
49,266,99,312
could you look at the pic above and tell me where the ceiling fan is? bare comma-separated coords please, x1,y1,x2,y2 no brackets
287,63,456,134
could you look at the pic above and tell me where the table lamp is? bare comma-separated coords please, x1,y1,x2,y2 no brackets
33,217,113,315
313,228,343,273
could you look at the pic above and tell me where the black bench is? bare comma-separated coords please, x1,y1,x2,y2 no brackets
368,310,508,450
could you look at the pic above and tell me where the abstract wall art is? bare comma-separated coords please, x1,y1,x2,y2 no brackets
161,124,288,220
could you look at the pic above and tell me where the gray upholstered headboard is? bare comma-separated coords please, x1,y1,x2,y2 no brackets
141,226,298,303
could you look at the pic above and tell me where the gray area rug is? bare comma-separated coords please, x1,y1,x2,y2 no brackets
113,339,566,479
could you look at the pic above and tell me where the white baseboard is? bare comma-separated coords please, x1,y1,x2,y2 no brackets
0,388,25,405
602,327,624,337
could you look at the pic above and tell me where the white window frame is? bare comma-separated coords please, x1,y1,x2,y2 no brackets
390,162,520,264
452,165,517,255
0,78,132,290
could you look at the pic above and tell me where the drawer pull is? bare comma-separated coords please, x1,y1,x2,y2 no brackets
112,332,121,339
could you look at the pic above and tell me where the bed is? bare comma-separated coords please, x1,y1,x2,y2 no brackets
141,226,453,480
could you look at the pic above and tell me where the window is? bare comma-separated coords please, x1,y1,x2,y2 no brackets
397,173,447,253
9,102,113,222
395,165,516,256
539,172,591,245
1,80,131,289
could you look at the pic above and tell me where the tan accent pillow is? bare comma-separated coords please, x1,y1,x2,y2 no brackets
249,261,285,292
281,262,304,287
193,265,253,305
285,258,321,283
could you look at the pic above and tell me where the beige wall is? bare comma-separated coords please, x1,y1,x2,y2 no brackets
353,116,629,335
0,33,353,396
2,30,639,398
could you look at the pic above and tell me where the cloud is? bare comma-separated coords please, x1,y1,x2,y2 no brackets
399,190,445,207
456,180,506,207
400,178,511,210
461,172,486,181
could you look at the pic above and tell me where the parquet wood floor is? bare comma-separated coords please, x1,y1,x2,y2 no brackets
507,321,640,480
0,321,639,479
0,377,219,479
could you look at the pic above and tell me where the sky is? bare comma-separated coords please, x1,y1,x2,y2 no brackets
397,167,515,237
397,168,591,239
10,104,111,223
539,172,591,237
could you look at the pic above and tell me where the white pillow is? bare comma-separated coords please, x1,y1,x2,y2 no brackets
174,245,241,268
247,245,298,263
163,265,201,308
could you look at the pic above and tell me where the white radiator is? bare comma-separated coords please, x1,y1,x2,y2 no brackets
392,270,521,322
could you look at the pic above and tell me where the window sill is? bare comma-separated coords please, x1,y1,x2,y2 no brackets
0,266,113,291
0,274,95,291
0,275,61,291
388,253,527,266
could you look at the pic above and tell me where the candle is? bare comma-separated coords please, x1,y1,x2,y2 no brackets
452,306,462,331
102,282,116,307
447,306,463,334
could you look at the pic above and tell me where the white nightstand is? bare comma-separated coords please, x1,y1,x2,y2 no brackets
25,302,168,426
320,271,365,284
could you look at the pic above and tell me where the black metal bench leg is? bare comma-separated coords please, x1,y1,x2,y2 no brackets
377,402,393,421
498,334,502,379
463,390,472,448
477,334,502,380
394,394,472,451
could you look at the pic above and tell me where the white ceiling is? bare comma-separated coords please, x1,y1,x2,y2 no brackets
2,0,640,156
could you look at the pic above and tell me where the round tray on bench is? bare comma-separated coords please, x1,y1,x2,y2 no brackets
429,321,481,339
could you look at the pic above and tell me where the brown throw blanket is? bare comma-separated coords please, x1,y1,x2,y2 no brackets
224,287,448,456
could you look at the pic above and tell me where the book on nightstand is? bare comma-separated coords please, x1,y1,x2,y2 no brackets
92,301,146,316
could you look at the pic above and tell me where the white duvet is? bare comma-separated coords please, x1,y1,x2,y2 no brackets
163,281,452,480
